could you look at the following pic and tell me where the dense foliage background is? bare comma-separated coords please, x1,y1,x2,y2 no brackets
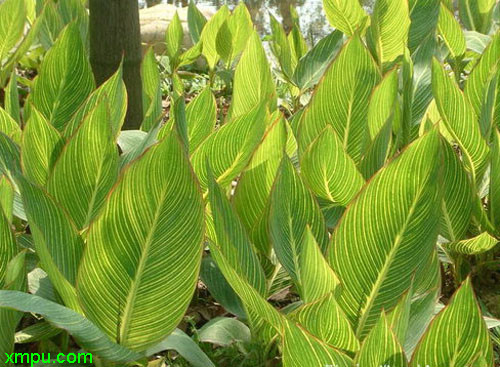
0,0,500,366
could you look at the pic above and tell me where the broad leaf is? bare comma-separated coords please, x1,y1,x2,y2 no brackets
77,130,204,351
200,5,230,69
410,278,494,366
329,130,441,339
186,87,217,153
445,232,498,255
322,0,368,36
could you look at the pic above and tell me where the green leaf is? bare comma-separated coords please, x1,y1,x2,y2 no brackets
300,125,365,206
290,292,359,352
207,173,267,296
298,35,380,163
437,3,466,58
77,130,204,351
445,232,498,255
410,278,494,366
0,107,21,144
200,256,246,319
166,12,183,66
269,157,329,288
200,5,230,69
0,291,142,363
322,0,368,36
191,102,266,191
490,128,500,229
30,23,94,131
141,48,162,132
186,87,217,154
355,313,408,367
64,64,127,139
367,0,411,66
15,321,61,344
298,228,339,303
440,139,473,241
407,0,440,54
329,130,441,339
269,13,293,79
0,176,14,222
464,33,500,131
188,0,207,44
198,317,251,346
432,58,489,179
16,177,84,312
0,253,25,367
21,107,63,187
282,321,352,367
229,31,276,119
292,30,343,91
146,329,215,367
0,0,26,66
216,3,253,66
0,205,16,285
233,116,287,255
459,0,496,33
46,98,119,230
4,72,20,123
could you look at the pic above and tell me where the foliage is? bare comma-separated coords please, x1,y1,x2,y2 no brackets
1,0,500,366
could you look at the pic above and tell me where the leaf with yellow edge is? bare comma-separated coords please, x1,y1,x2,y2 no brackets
300,125,365,206
445,232,498,255
322,0,368,36
0,107,21,144
200,5,230,70
410,278,494,366
298,35,380,163
367,0,410,66
229,31,276,119
290,292,359,353
329,130,442,339
191,102,266,191
432,58,489,179
77,130,205,351
437,3,466,58
355,313,408,367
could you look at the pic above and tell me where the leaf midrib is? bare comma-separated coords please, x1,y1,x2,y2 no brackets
355,179,429,337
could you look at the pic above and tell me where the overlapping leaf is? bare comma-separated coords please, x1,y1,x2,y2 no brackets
186,87,217,154
322,0,368,36
298,35,380,163
30,23,94,131
329,130,441,339
77,130,204,351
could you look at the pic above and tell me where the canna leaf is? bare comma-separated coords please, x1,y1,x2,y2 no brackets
233,116,287,255
186,87,217,154
329,130,442,339
187,0,207,44
200,5,230,70
16,176,84,312
458,0,496,34
46,98,119,230
191,102,266,191
292,30,343,91
141,48,162,132
290,292,359,352
437,3,466,58
165,12,183,66
445,232,498,255
0,0,26,66
355,313,408,367
30,23,95,131
490,128,500,229
300,125,365,206
229,31,276,119
269,157,329,287
21,107,63,187
269,13,293,80
77,130,204,351
322,0,368,36
216,3,253,66
0,291,142,363
432,58,489,179
0,107,21,144
367,0,411,66
4,72,20,124
298,35,380,163
410,278,494,366
207,174,267,296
